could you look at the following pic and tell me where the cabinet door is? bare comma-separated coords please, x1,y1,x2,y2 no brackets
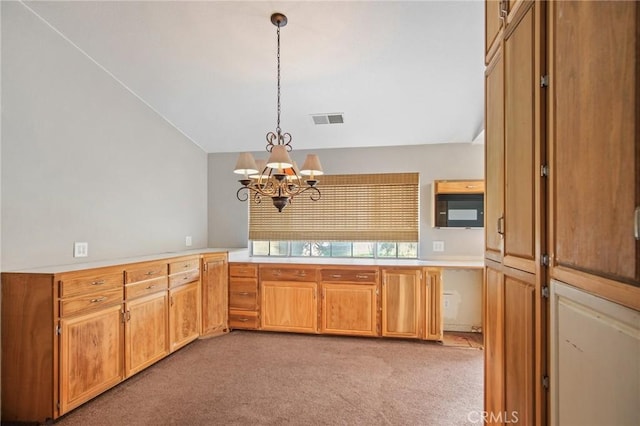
485,48,504,262
486,0,503,62
423,268,443,341
321,283,377,336
503,2,544,275
169,281,200,352
504,275,536,426
201,257,228,336
124,291,169,377
381,269,421,338
551,0,639,289
484,265,505,426
261,281,317,333
59,305,124,415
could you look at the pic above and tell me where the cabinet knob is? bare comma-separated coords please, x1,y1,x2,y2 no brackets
146,284,156,290
239,318,249,322
91,280,106,286
239,292,250,296
90,296,107,303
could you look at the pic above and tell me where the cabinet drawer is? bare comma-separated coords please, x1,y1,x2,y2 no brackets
229,277,258,292
229,263,258,278
229,310,259,329
59,272,123,298
60,287,123,317
320,269,379,283
260,267,316,282
434,180,485,194
125,263,167,284
125,277,168,300
229,290,258,311
168,269,200,288
168,258,200,275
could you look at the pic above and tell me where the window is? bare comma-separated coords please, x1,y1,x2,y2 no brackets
249,173,419,259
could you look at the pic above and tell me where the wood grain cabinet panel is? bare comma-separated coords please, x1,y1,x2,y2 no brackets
201,254,228,336
59,272,123,298
261,281,318,333
484,264,505,425
124,263,168,284
229,262,259,330
124,291,169,377
169,281,200,351
321,283,377,336
381,268,421,338
59,304,124,415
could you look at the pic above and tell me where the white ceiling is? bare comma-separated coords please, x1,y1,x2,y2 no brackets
24,0,485,154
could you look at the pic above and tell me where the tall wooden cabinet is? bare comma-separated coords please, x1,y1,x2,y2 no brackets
485,0,640,424
484,1,546,424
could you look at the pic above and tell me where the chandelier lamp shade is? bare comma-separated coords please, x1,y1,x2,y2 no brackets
234,12,323,213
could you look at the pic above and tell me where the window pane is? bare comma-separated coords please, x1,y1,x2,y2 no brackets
352,242,375,258
269,241,289,256
252,241,270,256
398,242,418,258
330,242,352,257
291,241,310,256
310,242,331,257
377,242,397,258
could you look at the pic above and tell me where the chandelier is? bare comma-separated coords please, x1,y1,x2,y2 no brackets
234,12,323,213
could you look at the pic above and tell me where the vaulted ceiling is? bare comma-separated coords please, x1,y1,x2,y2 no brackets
23,0,485,153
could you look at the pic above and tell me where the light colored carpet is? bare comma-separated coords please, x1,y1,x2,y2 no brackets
55,331,483,425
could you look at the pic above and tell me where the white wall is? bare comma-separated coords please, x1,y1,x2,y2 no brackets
1,2,208,271
209,143,484,259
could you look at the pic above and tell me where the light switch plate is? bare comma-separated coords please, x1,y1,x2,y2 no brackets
185,236,193,247
433,240,445,252
74,242,88,258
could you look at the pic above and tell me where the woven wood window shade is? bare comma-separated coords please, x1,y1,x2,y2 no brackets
249,173,419,241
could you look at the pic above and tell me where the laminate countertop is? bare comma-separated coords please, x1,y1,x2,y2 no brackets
228,250,484,269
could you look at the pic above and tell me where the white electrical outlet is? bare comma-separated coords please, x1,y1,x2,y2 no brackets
185,236,193,247
73,242,88,258
433,240,445,252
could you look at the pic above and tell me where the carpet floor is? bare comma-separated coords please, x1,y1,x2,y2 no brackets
55,331,483,425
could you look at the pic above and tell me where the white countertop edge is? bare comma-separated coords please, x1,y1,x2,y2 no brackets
2,248,231,274
228,250,484,269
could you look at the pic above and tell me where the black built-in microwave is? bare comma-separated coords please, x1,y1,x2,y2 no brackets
435,193,484,228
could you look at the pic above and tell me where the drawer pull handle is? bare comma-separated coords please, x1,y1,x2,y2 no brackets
238,318,249,322
184,264,190,268
145,271,157,276
466,185,476,189
90,297,107,303
183,276,190,280
146,285,156,290
239,292,250,296
91,280,106,286
356,274,368,279
331,274,342,278
297,272,306,276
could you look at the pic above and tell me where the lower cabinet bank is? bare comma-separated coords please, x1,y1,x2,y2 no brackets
1,251,228,423
228,263,447,342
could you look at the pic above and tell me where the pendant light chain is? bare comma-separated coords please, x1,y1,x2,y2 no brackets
276,23,281,137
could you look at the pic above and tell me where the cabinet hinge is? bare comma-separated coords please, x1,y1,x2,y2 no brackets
542,375,550,390
57,401,61,410
540,75,549,88
541,164,549,177
55,325,62,336
203,262,208,272
541,254,550,267
541,286,550,299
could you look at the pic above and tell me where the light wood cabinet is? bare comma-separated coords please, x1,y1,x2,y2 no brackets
123,262,169,378
434,179,485,195
124,291,169,377
423,267,443,341
484,1,546,424
59,304,124,415
260,265,318,333
1,251,228,423
201,253,229,336
319,268,379,336
228,263,260,330
381,268,422,338
549,0,640,305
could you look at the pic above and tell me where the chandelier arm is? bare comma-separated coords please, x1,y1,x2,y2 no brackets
236,187,250,202
298,185,322,201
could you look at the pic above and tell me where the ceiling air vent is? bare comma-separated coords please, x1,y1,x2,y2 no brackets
311,113,344,125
